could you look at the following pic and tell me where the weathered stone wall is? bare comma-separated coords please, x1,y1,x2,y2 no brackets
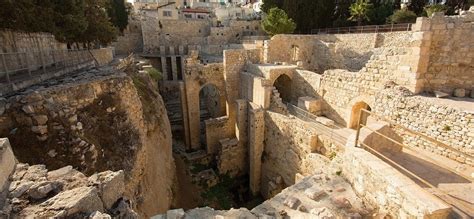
262,112,324,198
373,87,474,165
112,18,143,55
0,69,175,217
266,33,377,72
90,48,114,66
0,30,66,53
142,19,211,53
341,146,451,218
418,12,474,94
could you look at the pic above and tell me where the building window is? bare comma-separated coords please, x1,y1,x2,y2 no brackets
163,11,172,17
184,14,192,19
197,15,205,19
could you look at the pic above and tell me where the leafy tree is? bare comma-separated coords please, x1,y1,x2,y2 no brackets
349,0,373,26
107,0,130,33
368,3,394,25
80,0,118,47
262,0,284,13
53,0,88,44
445,0,470,14
261,7,296,36
333,0,353,27
408,0,428,15
387,9,417,23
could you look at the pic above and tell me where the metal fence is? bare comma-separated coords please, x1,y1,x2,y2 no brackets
310,23,413,35
0,49,95,85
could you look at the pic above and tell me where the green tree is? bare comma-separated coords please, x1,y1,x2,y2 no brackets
408,0,428,15
387,9,417,23
261,7,296,36
80,0,118,47
368,3,394,25
424,4,449,17
262,0,283,13
107,0,130,33
349,0,373,26
53,0,88,44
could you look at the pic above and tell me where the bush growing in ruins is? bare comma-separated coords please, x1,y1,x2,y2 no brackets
146,68,163,82
261,7,296,36
387,9,417,24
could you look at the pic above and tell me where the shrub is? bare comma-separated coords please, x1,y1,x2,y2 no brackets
387,9,417,24
424,4,448,17
146,67,162,81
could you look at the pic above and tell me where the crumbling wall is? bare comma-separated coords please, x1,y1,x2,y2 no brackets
0,69,175,217
373,87,474,165
262,111,324,198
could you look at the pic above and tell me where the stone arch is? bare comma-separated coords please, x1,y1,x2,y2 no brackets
347,95,374,129
273,74,292,103
348,101,372,129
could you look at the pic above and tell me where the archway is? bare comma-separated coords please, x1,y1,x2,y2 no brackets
273,74,292,103
349,101,372,129
199,84,224,146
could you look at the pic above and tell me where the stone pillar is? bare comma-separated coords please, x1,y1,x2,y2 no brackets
170,47,178,81
160,46,167,81
249,103,264,195
235,99,248,145
179,82,191,149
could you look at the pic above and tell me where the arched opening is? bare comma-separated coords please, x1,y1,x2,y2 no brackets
273,74,292,103
349,101,372,129
199,84,224,145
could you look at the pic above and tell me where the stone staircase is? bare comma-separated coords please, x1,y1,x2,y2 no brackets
270,87,289,115
165,100,183,131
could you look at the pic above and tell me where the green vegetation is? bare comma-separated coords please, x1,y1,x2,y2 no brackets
201,174,234,209
424,4,449,17
387,9,418,24
349,0,373,26
0,0,130,47
336,170,343,176
190,163,210,174
443,125,452,131
328,151,337,160
146,68,163,82
261,7,296,36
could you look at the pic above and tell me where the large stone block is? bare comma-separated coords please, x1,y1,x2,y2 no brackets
0,138,16,192
297,96,322,115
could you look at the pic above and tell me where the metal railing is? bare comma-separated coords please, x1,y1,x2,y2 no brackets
310,23,413,35
0,49,95,85
353,108,473,217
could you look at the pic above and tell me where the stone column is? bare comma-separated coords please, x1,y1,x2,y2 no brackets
0,138,16,192
170,47,178,81
248,103,264,195
179,82,191,149
160,46,167,80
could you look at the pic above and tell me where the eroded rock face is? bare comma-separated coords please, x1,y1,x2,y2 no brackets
0,65,175,217
2,163,137,218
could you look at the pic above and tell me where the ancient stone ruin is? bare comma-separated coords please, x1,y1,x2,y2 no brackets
1,6,474,219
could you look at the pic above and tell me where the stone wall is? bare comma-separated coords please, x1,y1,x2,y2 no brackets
90,48,114,66
0,68,175,217
418,11,474,94
142,18,211,52
266,33,378,72
112,18,143,55
0,30,66,53
262,112,324,198
341,146,451,218
373,87,474,165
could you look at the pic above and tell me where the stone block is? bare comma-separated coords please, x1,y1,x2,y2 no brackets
304,187,328,201
166,209,185,219
41,186,104,216
297,96,322,114
89,211,112,219
434,91,449,98
1,138,17,192
309,207,334,218
88,170,125,209
453,88,466,97
283,197,301,209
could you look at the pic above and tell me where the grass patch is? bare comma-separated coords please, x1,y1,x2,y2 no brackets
146,67,162,81
336,170,342,176
201,174,234,209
